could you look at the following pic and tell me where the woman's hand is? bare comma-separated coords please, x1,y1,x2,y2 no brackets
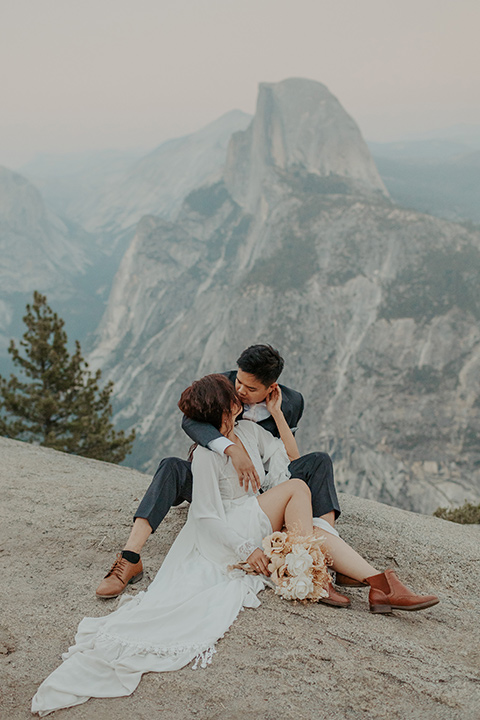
225,444,260,493
246,548,270,575
265,383,282,418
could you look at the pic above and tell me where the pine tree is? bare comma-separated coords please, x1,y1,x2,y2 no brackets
0,292,135,463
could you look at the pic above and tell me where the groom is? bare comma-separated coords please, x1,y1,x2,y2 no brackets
96,344,348,603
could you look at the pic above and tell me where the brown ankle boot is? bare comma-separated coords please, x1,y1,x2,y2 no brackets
335,572,368,588
365,569,439,614
318,581,351,608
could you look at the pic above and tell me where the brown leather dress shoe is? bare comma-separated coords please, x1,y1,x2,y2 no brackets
318,582,351,608
335,572,368,588
96,553,143,599
365,569,439,614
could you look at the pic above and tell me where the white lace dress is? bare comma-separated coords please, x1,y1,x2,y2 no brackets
31,420,291,716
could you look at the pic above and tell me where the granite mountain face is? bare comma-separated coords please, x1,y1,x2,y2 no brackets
1,79,477,515
89,79,480,514
225,79,388,213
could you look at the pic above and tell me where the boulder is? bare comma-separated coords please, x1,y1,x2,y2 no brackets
1,437,479,719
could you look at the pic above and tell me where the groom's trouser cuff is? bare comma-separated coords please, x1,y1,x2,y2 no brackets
134,457,193,533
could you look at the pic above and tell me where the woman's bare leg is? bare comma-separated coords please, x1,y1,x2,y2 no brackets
257,478,314,536
258,480,380,581
321,533,380,581
257,480,380,582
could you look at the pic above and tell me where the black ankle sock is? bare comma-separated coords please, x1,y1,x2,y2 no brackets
121,550,140,564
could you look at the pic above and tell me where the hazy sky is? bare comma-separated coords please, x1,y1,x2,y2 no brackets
1,0,479,168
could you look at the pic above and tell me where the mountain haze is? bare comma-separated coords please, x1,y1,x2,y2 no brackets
0,113,253,372
369,127,480,224
372,152,480,223
20,148,145,221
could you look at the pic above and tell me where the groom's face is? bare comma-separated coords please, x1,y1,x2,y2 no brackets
235,370,272,405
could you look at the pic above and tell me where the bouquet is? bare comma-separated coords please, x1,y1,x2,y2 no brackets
262,530,331,601
231,529,332,602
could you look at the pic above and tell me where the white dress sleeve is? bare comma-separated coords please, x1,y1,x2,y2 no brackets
247,422,291,490
190,447,257,564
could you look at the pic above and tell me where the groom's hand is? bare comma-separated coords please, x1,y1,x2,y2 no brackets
265,383,282,417
224,444,260,492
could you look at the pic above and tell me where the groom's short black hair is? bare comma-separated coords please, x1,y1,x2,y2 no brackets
236,344,284,387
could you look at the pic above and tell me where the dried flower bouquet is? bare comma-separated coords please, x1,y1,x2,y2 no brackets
233,528,332,602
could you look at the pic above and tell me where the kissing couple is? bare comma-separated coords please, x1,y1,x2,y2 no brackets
32,344,439,716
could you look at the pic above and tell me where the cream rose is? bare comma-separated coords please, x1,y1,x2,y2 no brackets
285,544,313,576
278,574,315,600
290,574,315,600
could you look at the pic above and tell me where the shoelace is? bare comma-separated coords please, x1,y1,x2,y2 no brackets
106,555,129,579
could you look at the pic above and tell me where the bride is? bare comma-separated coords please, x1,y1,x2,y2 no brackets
32,374,438,716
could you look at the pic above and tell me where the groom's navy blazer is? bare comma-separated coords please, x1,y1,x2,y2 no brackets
181,369,304,448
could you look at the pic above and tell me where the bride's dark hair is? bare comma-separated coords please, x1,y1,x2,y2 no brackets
178,373,240,430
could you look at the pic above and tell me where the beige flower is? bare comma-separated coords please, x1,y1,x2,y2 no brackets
267,555,283,584
262,531,288,556
277,586,294,600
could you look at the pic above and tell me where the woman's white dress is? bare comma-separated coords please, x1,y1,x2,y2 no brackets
31,420,292,716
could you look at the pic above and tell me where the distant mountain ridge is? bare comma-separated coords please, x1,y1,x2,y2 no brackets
372,151,480,223
0,166,97,364
369,128,480,223
0,166,87,292
35,110,252,244
20,148,145,221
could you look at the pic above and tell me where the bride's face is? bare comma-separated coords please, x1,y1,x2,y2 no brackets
221,400,242,435
231,399,243,419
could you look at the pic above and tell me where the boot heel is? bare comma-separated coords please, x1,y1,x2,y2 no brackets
370,603,391,614
129,571,143,585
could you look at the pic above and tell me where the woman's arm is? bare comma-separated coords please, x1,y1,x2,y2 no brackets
266,384,300,461
190,448,258,563
183,414,260,491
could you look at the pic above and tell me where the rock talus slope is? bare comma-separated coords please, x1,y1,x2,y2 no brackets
90,79,480,514
1,437,479,720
